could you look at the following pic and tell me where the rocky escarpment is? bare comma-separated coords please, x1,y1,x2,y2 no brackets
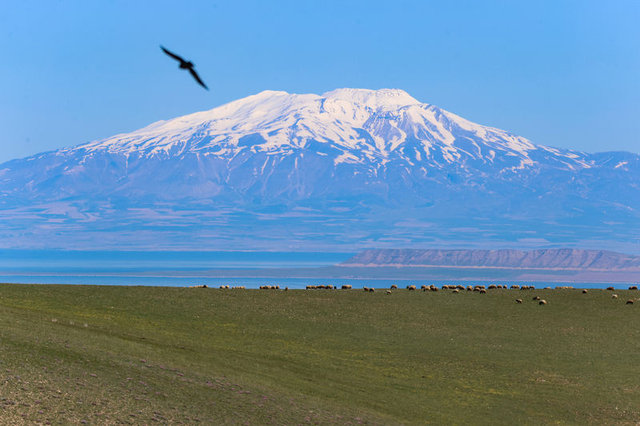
342,249,640,270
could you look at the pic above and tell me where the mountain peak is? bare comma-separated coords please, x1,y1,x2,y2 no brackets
322,88,420,109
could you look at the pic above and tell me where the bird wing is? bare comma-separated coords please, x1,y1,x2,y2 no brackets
160,46,185,62
189,68,209,90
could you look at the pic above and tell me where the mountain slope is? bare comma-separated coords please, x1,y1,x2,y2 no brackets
1,88,639,251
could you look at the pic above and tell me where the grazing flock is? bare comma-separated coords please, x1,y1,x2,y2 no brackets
189,283,640,304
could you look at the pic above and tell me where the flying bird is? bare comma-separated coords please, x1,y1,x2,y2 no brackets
160,46,208,90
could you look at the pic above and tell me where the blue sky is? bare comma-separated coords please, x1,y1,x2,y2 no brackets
1,0,638,163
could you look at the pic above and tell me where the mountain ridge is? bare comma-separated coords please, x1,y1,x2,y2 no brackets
1,88,639,252
342,249,640,270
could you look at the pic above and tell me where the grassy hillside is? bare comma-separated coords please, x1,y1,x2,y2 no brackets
0,284,639,424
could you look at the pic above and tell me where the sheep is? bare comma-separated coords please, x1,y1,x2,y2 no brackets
407,285,416,291
626,299,634,305
629,286,638,290
515,299,523,304
606,287,615,291
452,289,460,293
511,285,520,289
430,286,439,292
612,294,618,299
582,289,588,294
479,289,487,294
532,296,540,301
390,284,398,290
368,287,375,293
488,285,497,290
386,290,392,295
363,287,369,292
341,285,352,290
539,299,547,305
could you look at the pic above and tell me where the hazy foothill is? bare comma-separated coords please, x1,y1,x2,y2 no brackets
2,1,640,424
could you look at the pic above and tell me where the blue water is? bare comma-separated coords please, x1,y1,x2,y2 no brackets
0,249,352,273
0,249,635,289
0,274,633,290
0,250,355,288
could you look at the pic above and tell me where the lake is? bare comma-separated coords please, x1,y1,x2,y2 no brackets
0,249,635,289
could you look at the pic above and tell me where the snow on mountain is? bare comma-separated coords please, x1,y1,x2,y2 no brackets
66,88,580,169
1,88,639,251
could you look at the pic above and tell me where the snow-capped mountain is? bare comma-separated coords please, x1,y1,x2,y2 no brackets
62,88,588,170
1,88,639,251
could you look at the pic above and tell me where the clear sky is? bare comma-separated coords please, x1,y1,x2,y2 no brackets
1,0,638,163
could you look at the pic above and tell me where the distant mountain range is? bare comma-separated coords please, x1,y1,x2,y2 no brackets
342,249,640,271
1,88,639,251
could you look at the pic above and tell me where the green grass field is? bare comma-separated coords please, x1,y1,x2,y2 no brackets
1,284,639,424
